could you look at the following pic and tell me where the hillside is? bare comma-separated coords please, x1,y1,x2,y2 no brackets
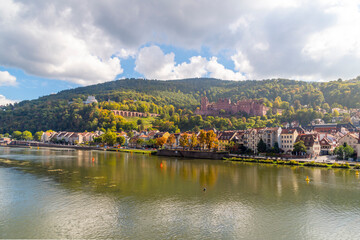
0,77,359,133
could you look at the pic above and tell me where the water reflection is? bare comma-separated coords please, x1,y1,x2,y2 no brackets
1,147,360,239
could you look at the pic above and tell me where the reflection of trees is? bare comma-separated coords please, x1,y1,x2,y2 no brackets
1,148,358,205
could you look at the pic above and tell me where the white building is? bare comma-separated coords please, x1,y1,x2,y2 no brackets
244,127,281,153
280,129,298,154
84,96,98,104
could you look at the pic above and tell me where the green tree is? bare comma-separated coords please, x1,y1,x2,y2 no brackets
293,100,301,110
257,139,267,153
34,131,44,141
12,131,22,140
272,142,280,153
116,136,126,146
145,139,156,148
21,131,33,141
293,140,306,154
334,144,354,160
102,129,117,146
136,138,145,147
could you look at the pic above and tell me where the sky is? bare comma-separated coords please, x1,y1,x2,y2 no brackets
1,0,360,105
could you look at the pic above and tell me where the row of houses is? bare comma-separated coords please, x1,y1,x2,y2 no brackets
216,124,360,158
41,131,102,144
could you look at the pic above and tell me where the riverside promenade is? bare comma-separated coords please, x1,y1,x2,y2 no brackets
228,153,357,165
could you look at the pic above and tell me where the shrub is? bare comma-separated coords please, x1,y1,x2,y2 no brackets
353,164,360,169
287,160,300,166
303,161,328,168
332,163,350,169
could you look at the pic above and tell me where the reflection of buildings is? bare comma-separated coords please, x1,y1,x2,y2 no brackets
195,96,268,116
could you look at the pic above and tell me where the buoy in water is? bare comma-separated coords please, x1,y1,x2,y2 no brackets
305,176,310,182
160,163,163,168
356,171,359,176
92,157,95,162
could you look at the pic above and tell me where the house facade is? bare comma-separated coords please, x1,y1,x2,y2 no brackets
280,129,298,153
296,133,321,157
244,127,281,153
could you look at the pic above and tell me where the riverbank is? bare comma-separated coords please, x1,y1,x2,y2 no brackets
106,148,157,155
2,144,158,155
4,142,103,151
157,149,229,160
226,157,360,169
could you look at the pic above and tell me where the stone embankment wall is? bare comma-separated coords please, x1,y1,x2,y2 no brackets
157,149,229,160
7,141,102,150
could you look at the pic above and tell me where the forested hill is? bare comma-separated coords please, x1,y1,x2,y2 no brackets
34,77,360,108
1,77,360,133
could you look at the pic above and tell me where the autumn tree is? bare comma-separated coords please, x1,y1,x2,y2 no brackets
156,136,167,148
205,130,217,150
179,133,189,150
189,133,198,150
198,130,206,150
166,134,176,149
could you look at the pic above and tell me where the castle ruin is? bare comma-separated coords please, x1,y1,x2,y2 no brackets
195,96,268,117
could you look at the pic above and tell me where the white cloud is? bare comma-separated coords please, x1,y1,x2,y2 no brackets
135,46,248,80
1,0,360,83
302,1,360,69
0,0,123,85
0,71,17,86
135,46,176,79
0,94,17,105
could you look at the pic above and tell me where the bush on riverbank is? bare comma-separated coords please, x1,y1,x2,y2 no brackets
303,161,328,168
353,164,360,169
331,162,350,169
107,148,157,155
227,157,300,166
226,157,360,170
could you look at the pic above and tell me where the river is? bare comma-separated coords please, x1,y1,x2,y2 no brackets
1,147,360,239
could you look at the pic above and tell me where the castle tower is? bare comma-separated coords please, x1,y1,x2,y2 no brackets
201,96,209,110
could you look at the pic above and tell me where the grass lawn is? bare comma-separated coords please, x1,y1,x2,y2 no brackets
123,116,155,128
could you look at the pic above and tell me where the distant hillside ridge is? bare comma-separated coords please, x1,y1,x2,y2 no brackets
34,77,360,108
1,77,360,133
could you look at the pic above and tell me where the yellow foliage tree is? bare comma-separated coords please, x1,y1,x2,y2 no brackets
179,133,189,150
156,136,167,148
189,133,198,150
198,130,206,150
166,134,176,149
205,130,217,150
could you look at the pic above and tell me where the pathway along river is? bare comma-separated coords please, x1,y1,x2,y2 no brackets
1,147,360,239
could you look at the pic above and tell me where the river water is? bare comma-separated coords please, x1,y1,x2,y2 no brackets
1,147,360,239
